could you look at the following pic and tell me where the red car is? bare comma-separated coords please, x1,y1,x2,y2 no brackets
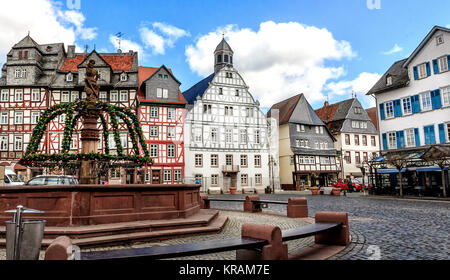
332,179,360,192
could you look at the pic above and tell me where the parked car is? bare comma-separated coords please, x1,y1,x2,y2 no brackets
3,167,25,186
332,179,358,192
25,175,79,186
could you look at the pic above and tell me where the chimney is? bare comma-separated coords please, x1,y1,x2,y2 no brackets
324,101,329,107
67,45,76,58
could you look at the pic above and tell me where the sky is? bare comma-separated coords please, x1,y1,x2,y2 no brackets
0,0,449,111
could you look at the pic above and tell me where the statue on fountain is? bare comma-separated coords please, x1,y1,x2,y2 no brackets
85,60,100,104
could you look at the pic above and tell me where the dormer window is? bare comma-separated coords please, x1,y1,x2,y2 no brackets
436,35,444,45
66,73,73,82
386,75,393,86
120,72,128,82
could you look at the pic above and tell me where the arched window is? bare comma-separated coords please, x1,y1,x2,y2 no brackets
224,55,228,63
217,55,222,63
230,56,233,64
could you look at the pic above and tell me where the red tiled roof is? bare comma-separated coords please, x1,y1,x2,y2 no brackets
366,107,378,131
60,54,134,72
268,94,302,125
314,102,340,124
137,66,187,105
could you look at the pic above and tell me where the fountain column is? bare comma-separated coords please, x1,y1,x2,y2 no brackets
79,106,100,184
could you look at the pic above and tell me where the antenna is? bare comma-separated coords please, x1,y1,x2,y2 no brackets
222,30,226,39
116,32,125,51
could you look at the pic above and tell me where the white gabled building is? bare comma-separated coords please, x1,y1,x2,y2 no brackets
183,38,278,193
368,26,450,151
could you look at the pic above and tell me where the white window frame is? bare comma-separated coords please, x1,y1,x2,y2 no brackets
150,107,158,118
14,89,23,102
405,128,415,148
211,174,218,186
120,134,128,148
255,174,262,185
211,154,218,167
71,91,79,102
254,130,260,144
386,76,393,86
254,155,261,167
402,97,412,115
13,135,23,151
420,92,432,111
61,91,70,103
195,154,203,167
15,69,21,78
120,72,128,82
167,144,175,158
417,63,427,79
110,90,119,102
385,101,394,118
226,129,232,143
211,128,217,143
0,135,8,151
240,155,248,167
167,126,175,138
66,73,73,82
388,132,397,150
31,89,40,102
167,108,176,119
70,134,78,150
14,111,23,125
119,90,128,102
31,111,40,125
150,144,158,158
99,91,107,101
0,112,9,125
240,130,247,143
150,126,158,137
438,56,449,73
174,169,182,182
163,170,172,182
240,174,248,186
442,86,450,107
1,89,9,102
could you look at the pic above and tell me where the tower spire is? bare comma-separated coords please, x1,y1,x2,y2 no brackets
214,37,234,73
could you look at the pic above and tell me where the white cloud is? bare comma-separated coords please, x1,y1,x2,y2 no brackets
0,0,97,65
139,22,190,55
325,72,381,107
446,24,450,28
382,43,403,55
185,21,357,108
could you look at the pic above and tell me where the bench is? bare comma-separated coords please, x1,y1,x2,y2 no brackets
75,212,348,261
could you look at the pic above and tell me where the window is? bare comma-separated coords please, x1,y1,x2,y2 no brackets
195,128,202,142
66,73,73,82
120,73,128,81
0,135,7,151
110,90,119,102
219,88,223,95
14,89,23,102
226,129,232,143
150,107,158,118
438,56,449,73
315,141,319,149
164,170,172,182
157,88,168,99
99,91,107,101
240,155,248,167
345,151,351,164
31,111,40,124
290,156,294,165
360,122,367,129
71,91,79,102
119,90,128,102
254,155,261,167
240,130,247,143
14,135,23,151
442,86,450,107
255,174,262,185
31,89,40,102
352,121,360,129
15,69,21,78
354,107,363,114
211,154,218,167
211,128,217,143
150,126,158,137
120,134,127,148
405,128,415,147
386,76,393,86
355,152,361,164
295,139,300,147
402,97,412,115
14,112,23,124
174,170,182,182
150,144,158,158
320,126,324,134
246,108,253,118
354,135,360,146
254,130,260,144
371,136,376,146
59,113,66,124
388,132,397,149
315,126,320,134
345,134,350,145
362,135,367,146
436,35,444,45
296,124,301,132
195,154,203,167
168,108,176,119
417,63,427,79
167,127,175,138
70,135,78,150
241,174,248,186
226,155,233,166
385,101,394,118
421,92,432,111
167,144,175,158
0,112,9,125
320,156,331,165
235,89,240,97
225,106,233,116
61,91,69,103
363,152,368,162
211,174,218,186
217,54,222,63
164,74,168,79
1,90,9,102
203,104,212,114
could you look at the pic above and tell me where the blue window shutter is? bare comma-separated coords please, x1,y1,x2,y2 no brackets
382,133,388,150
439,124,446,143
425,125,436,145
431,89,442,110
412,95,421,114
394,99,402,117
379,103,385,120
448,55,450,68
426,62,431,76
396,131,405,149
413,66,419,80
414,128,420,147
432,59,439,74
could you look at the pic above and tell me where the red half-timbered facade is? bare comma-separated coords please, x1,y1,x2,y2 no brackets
138,66,186,184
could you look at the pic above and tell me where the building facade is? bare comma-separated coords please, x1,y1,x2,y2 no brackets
0,35,140,183
183,38,277,193
138,66,186,185
268,94,341,190
315,98,379,179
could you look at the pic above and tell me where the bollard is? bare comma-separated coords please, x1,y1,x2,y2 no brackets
287,197,308,218
237,224,288,260
200,195,210,209
45,236,73,260
244,195,261,213
314,211,350,246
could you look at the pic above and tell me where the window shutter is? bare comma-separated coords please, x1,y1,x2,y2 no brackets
394,99,402,117
414,128,420,147
432,59,439,74
396,131,405,149
379,103,385,120
426,62,431,77
439,123,446,143
431,89,442,110
424,125,436,145
382,133,388,150
448,55,450,68
411,95,421,114
413,66,419,80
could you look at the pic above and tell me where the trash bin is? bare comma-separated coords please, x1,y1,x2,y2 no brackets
6,220,46,260
4,205,45,260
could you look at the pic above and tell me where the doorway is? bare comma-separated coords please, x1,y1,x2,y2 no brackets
126,169,135,184
152,170,161,184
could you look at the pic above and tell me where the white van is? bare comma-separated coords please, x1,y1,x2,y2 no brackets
3,167,25,186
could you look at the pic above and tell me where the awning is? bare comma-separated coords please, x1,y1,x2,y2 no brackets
13,163,27,171
377,168,406,174
416,166,449,172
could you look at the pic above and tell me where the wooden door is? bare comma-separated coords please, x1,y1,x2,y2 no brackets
152,170,161,184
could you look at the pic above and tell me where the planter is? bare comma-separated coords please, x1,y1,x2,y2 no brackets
332,188,342,196
310,187,319,195
229,188,237,195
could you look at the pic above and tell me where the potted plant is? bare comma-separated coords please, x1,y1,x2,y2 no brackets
310,187,319,195
332,188,342,196
229,187,237,195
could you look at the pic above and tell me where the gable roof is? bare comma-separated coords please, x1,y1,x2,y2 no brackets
365,107,378,131
267,94,301,125
13,35,40,49
140,65,181,86
267,94,325,126
182,73,215,105
366,59,409,95
315,99,355,123
60,52,135,72
403,25,450,68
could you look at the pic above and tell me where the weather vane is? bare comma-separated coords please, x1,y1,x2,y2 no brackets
116,32,125,51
